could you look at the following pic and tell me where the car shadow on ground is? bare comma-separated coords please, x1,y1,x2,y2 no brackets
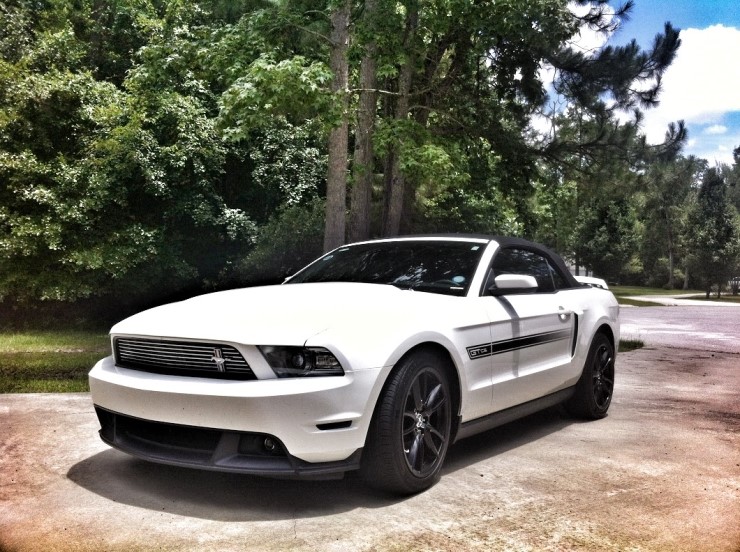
66,406,574,522
443,405,574,473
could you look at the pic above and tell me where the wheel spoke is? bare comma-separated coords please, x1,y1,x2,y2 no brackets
423,429,441,456
411,378,424,411
426,424,446,444
407,432,423,472
599,350,613,370
402,410,416,434
423,383,444,415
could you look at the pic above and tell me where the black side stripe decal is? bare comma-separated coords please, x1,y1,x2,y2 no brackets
467,329,572,360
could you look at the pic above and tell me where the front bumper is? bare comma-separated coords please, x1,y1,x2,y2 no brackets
89,356,385,469
94,406,362,478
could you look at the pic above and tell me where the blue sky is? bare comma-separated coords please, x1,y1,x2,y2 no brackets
607,0,740,164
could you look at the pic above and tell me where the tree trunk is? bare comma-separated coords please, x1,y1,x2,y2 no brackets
323,1,351,252
666,218,675,289
349,0,378,242
683,262,689,289
382,0,417,237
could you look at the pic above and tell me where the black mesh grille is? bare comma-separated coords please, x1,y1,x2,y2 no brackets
114,337,255,380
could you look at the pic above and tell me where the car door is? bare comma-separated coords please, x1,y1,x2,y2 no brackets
482,247,578,412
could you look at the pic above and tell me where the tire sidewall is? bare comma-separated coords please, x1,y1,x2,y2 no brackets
362,349,453,494
582,333,614,418
567,332,615,419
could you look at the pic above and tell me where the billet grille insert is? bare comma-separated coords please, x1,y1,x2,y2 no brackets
114,338,255,380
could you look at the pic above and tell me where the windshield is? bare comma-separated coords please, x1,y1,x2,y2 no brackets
287,240,486,296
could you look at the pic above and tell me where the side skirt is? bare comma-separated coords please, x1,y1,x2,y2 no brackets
454,386,576,443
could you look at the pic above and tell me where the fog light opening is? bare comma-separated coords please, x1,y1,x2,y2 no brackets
263,437,277,452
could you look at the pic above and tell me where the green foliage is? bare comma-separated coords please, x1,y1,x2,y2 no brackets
219,54,335,140
636,156,704,288
0,0,733,327
236,197,326,283
421,184,524,236
529,176,578,254
685,169,740,294
0,0,257,312
417,140,524,236
374,117,470,195
246,118,327,220
575,197,638,282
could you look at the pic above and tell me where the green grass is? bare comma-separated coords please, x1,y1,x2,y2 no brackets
616,297,665,307
611,285,704,297
610,286,675,306
0,331,109,393
619,338,645,352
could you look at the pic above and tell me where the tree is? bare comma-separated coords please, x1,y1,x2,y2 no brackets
348,0,379,242
725,146,740,212
323,0,351,251
217,0,685,252
640,156,704,288
575,197,638,282
0,0,695,324
0,1,257,311
685,168,740,298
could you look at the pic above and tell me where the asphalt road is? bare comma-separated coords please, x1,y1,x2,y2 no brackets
620,304,740,353
1,305,739,551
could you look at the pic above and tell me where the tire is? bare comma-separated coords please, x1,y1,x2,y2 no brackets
360,349,453,495
566,332,615,419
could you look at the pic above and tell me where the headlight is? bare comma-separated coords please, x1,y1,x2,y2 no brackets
258,346,345,378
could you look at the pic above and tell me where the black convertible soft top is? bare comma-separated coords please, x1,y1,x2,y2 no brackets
386,234,581,289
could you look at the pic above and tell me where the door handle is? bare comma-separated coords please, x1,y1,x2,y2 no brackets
558,306,582,321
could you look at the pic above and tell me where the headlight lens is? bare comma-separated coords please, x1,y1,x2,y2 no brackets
258,346,345,378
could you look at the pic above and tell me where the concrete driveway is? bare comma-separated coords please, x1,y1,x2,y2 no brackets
625,293,740,307
1,309,739,551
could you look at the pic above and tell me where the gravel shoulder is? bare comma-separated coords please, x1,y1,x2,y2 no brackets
1,346,739,552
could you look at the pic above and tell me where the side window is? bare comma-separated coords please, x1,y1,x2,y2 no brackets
548,260,569,290
490,248,556,293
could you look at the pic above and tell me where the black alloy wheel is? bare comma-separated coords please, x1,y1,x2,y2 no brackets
591,339,615,411
401,366,451,479
566,332,615,419
361,349,453,495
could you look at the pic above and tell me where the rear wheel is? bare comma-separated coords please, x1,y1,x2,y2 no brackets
361,349,452,495
566,332,615,419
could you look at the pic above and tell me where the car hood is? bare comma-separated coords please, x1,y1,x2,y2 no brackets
111,282,452,345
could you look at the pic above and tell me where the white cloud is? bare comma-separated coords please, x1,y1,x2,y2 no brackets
567,2,612,55
640,24,740,163
704,124,728,135
534,12,740,165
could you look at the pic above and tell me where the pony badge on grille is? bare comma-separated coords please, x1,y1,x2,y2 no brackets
210,348,226,372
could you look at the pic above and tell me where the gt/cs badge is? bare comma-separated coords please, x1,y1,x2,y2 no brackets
467,344,493,360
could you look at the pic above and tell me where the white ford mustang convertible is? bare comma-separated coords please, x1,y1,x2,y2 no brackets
89,235,619,494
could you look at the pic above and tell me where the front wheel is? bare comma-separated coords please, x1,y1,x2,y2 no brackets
566,332,615,419
360,350,453,495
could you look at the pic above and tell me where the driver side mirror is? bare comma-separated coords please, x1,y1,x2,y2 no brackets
487,274,538,296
